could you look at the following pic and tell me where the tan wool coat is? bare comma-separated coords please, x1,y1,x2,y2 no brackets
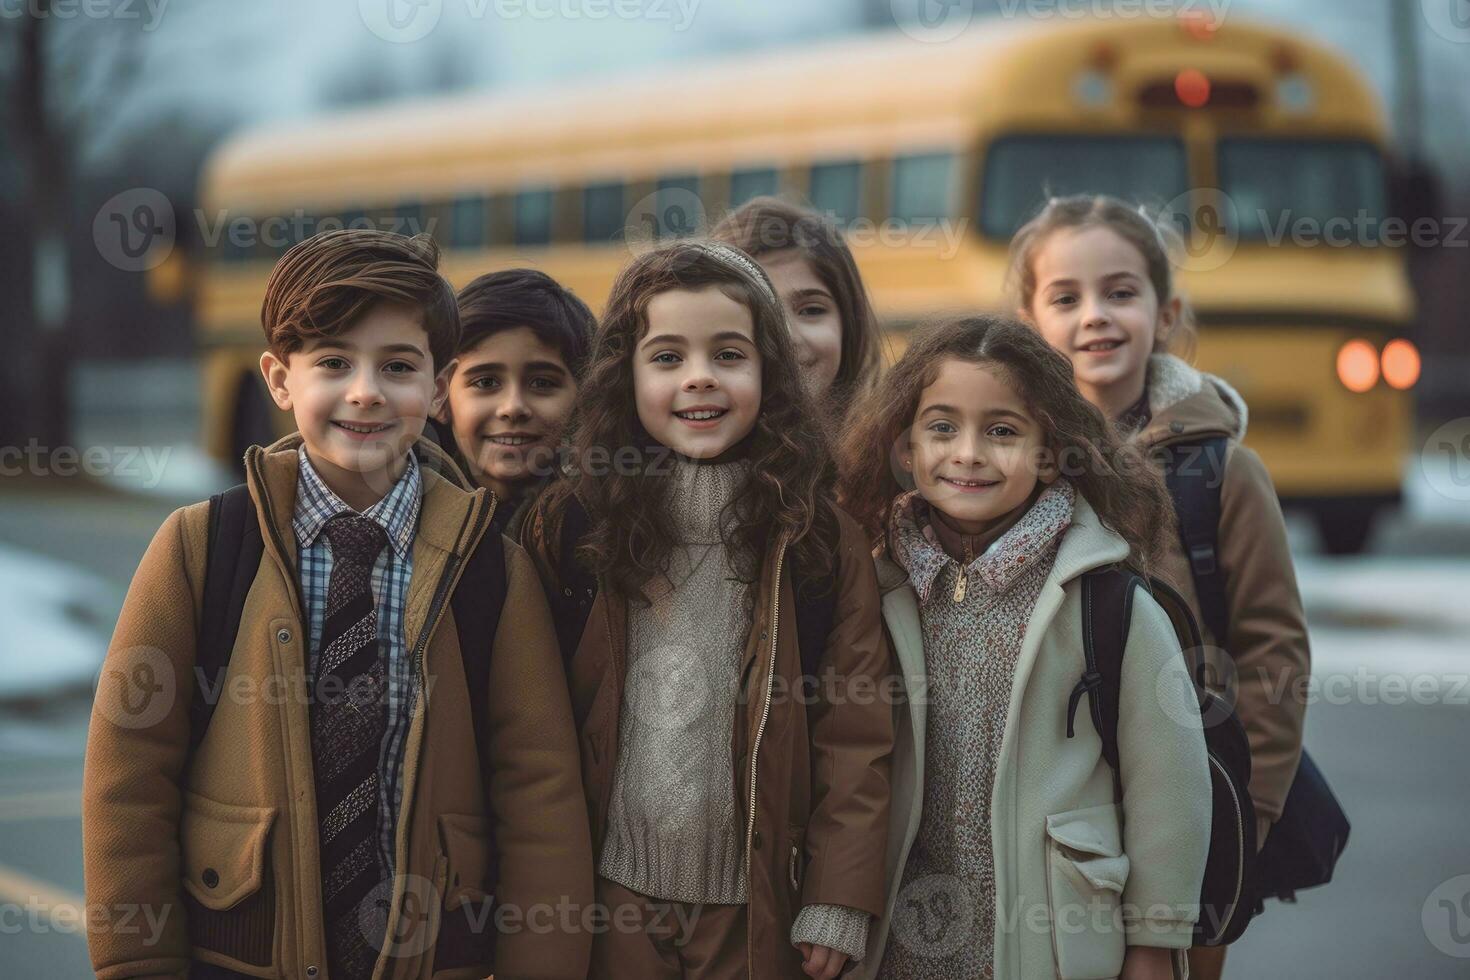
83,433,594,980
1134,354,1312,831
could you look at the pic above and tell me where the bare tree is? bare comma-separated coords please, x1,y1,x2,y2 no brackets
5,0,145,451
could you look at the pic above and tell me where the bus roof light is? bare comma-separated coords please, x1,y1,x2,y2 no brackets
1382,339,1420,389
1175,69,1211,108
1337,339,1379,393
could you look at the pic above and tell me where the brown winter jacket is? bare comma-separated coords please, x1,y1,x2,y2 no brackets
82,432,594,980
522,495,895,978
1133,355,1311,832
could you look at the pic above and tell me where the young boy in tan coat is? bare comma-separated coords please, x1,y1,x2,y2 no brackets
83,229,593,980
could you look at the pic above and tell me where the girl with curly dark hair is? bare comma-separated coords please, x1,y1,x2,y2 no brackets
838,315,1210,980
522,240,895,980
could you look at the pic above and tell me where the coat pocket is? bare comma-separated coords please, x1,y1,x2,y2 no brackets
431,813,498,978
1044,802,1130,980
179,791,280,976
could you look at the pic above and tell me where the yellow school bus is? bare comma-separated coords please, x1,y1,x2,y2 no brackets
190,13,1415,553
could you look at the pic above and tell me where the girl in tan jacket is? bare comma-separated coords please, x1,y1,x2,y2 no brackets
523,240,894,980
1012,194,1312,980
839,316,1210,980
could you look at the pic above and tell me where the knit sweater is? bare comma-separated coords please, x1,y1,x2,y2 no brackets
599,457,752,903
595,456,871,962
879,481,1075,979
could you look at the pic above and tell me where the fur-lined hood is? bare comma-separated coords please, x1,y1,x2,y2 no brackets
1136,353,1249,448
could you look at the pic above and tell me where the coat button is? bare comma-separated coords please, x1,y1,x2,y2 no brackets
276,628,291,644
752,831,763,850
306,967,318,978
202,868,219,888
1169,421,1185,434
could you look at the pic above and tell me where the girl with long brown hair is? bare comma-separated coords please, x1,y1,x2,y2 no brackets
523,240,894,980
839,315,1210,980
711,197,886,429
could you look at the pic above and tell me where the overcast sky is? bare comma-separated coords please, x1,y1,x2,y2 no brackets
61,0,1470,188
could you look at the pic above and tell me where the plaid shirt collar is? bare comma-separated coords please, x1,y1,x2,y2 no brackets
292,445,421,560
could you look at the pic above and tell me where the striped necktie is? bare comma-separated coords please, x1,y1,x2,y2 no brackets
311,513,390,980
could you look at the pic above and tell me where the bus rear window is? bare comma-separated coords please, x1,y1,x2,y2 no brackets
1218,139,1386,243
978,135,1188,238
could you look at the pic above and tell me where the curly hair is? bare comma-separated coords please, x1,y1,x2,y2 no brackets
547,240,838,603
837,314,1173,568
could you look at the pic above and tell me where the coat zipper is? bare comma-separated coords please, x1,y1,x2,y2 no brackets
745,534,787,976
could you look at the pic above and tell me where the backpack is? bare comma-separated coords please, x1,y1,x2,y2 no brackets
1158,437,1350,910
190,482,508,798
545,494,837,684
1067,564,1257,947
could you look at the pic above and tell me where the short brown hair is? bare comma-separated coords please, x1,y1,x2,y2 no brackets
261,229,460,370
711,197,886,422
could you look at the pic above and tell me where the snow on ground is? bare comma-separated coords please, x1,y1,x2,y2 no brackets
0,545,115,703
1296,557,1470,633
90,442,234,501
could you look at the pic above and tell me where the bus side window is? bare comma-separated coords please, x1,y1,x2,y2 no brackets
892,151,955,229
449,195,487,250
393,200,426,238
808,160,863,225
652,173,702,239
583,182,625,244
514,188,554,247
730,167,778,207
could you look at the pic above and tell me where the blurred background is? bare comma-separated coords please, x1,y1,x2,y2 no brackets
2,0,1468,976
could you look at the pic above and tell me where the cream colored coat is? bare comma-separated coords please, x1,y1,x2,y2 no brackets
856,496,1210,980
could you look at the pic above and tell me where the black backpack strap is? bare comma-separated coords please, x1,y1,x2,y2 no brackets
450,527,508,782
1067,565,1139,774
1161,436,1230,647
193,483,264,750
551,495,597,666
437,521,509,972
793,572,838,683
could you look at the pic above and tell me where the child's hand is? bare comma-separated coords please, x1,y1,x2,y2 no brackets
1120,944,1175,980
797,941,850,979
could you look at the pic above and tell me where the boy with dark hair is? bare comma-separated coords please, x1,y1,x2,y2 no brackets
83,230,593,980
434,268,596,537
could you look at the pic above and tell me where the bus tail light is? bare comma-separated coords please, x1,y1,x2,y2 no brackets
1336,339,1379,392
1381,339,1421,389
